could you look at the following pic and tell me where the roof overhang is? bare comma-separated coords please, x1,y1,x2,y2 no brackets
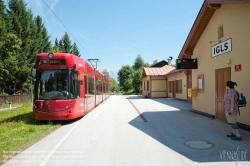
142,65,175,77
178,0,250,59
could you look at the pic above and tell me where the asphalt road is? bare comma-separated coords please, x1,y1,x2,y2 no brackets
2,95,250,166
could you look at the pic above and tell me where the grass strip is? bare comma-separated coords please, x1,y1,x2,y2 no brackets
0,103,62,162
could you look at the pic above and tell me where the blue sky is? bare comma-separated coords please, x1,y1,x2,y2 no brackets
4,0,204,78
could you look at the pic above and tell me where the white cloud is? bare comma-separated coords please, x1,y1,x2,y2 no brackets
50,0,59,10
43,0,59,18
23,0,59,18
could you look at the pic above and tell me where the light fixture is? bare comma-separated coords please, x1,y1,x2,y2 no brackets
48,53,54,58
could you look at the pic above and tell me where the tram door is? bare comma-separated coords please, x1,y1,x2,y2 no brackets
84,73,88,115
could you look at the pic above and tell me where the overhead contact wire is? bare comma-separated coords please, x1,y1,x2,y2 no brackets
42,0,92,58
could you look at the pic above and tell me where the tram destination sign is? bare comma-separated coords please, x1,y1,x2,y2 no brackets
176,59,198,69
38,59,66,65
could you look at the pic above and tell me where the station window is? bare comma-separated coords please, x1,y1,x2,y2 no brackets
169,81,173,93
176,80,182,94
218,25,224,39
147,81,149,91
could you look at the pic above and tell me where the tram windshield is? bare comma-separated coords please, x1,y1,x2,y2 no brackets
34,69,80,100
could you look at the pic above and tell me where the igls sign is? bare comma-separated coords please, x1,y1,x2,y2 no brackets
212,38,232,57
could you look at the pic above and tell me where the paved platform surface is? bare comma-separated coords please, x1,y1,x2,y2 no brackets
2,95,250,166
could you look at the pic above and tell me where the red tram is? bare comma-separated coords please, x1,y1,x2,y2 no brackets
31,53,110,120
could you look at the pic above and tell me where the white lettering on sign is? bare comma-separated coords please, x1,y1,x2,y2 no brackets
212,38,232,57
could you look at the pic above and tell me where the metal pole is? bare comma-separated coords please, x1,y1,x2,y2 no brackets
94,69,96,106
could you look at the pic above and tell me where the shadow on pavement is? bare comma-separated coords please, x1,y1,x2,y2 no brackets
129,110,250,163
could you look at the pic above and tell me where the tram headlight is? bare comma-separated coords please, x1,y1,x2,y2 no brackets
48,53,54,58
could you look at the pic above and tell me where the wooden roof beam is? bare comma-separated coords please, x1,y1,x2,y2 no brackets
208,4,221,9
184,51,193,56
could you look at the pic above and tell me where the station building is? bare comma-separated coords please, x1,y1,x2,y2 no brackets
142,61,175,98
178,0,250,126
142,0,250,127
142,58,189,100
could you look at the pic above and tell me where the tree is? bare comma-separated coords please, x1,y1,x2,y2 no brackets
60,32,71,53
71,42,80,56
0,0,6,39
131,55,149,92
40,19,51,52
0,1,23,93
59,39,63,52
0,0,7,58
0,33,22,94
53,38,59,52
118,65,134,91
109,78,118,92
29,15,51,61
101,68,110,78
101,68,118,92
5,0,51,94
143,62,150,67
132,69,142,92
132,54,144,71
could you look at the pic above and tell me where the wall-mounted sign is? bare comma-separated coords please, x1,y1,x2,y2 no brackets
197,74,204,93
211,38,232,57
176,59,198,69
235,64,242,72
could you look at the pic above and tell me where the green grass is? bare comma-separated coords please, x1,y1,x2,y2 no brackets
0,103,22,109
0,103,63,162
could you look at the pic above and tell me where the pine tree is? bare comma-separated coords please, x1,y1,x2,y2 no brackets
31,15,51,58
0,0,7,92
6,0,33,93
71,42,81,56
0,0,6,56
133,54,145,70
0,0,6,39
40,22,51,52
59,39,63,52
53,38,59,52
0,0,22,94
61,32,71,53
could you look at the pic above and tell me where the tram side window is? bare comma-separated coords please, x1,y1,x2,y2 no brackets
104,83,106,93
88,77,94,95
99,81,102,94
98,79,101,94
70,71,80,98
96,78,98,94
96,78,100,94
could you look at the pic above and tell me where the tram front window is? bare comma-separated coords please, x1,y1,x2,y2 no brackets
35,70,74,100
